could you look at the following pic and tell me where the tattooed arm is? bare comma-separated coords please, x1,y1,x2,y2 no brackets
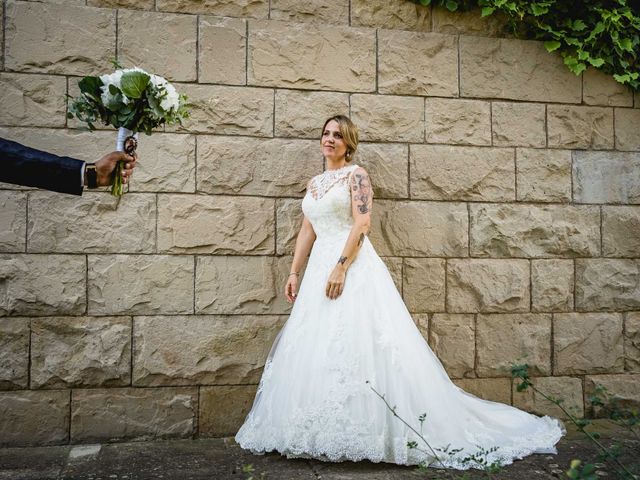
325,167,373,300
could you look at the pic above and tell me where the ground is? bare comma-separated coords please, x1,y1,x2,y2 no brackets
1,421,638,480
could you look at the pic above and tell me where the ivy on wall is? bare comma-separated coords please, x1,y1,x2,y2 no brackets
412,0,640,91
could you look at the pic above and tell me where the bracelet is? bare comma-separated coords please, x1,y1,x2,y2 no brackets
288,272,299,277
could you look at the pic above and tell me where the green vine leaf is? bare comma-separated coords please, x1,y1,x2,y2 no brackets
544,40,561,52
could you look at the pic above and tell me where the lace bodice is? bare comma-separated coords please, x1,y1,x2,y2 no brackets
302,164,360,240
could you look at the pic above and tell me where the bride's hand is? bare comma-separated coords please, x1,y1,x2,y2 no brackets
285,274,298,303
326,265,346,300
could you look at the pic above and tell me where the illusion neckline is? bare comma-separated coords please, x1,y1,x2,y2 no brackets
322,163,358,174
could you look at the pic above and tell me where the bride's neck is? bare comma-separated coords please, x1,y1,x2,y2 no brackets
326,157,347,171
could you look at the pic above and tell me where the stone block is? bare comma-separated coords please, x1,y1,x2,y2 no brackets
625,313,640,372
413,313,429,340
0,390,69,447
603,206,640,257
5,2,115,75
615,108,640,151
476,313,551,376
274,89,350,138
118,10,197,82
157,194,274,254
88,255,194,315
276,198,303,255
31,317,131,389
410,145,514,201
351,0,431,31
492,102,546,147
199,16,246,85
127,133,196,193
512,376,583,419
157,0,268,18
0,318,29,389
425,98,491,146
447,259,529,313
248,20,375,92
453,378,511,404
0,73,66,127
197,137,322,196
171,85,272,136
270,0,349,25
351,94,424,142
547,105,614,149
378,30,458,96
71,387,196,442
554,313,624,375
585,374,640,418
516,148,572,202
430,314,475,378
381,257,403,293
573,151,640,204
0,191,26,252
583,68,633,107
470,203,600,258
27,192,156,253
432,7,509,36
89,0,154,8
576,259,640,311
356,143,408,199
402,258,445,313
460,36,581,103
195,256,291,314
200,385,258,436
0,254,85,316
133,315,285,386
369,200,468,257
531,260,574,312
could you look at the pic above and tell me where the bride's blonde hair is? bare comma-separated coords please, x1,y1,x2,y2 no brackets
321,115,359,162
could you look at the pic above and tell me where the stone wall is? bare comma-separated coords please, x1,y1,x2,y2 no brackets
1,0,639,447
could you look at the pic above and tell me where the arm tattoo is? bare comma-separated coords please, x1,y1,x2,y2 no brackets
357,232,365,247
351,171,373,215
338,256,347,265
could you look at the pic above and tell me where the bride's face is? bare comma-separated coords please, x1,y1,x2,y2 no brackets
321,120,347,162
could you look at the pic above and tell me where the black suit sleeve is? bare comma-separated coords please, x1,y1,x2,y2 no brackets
0,137,85,196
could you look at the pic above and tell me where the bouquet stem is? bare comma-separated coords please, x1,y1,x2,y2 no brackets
113,127,138,196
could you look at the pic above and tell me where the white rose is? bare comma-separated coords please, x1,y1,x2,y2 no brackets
159,82,180,112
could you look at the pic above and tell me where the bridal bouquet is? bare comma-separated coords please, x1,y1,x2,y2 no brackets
67,66,189,195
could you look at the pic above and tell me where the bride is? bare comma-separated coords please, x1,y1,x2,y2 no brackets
234,115,566,469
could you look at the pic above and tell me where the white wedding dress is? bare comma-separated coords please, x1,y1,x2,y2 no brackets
234,164,566,469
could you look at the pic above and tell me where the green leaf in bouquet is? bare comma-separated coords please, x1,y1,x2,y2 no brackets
147,91,165,119
78,76,102,97
108,83,121,95
120,71,150,99
104,92,124,112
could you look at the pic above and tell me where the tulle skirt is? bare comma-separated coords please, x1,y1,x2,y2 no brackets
234,233,566,469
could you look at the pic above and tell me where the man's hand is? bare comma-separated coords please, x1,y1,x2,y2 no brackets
94,151,138,187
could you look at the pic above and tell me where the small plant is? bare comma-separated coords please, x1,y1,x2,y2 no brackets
367,380,504,478
511,363,639,480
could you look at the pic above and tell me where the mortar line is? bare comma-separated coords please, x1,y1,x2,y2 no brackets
245,20,249,86
2,0,7,71
85,255,89,315
130,316,134,386
115,9,119,63
193,255,197,314
456,34,461,98
68,390,72,443
374,29,379,94
24,192,28,252
550,313,555,375
599,205,604,257
529,259,533,312
544,104,548,147
348,0,351,26
27,318,32,389
196,15,200,83
272,89,276,137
